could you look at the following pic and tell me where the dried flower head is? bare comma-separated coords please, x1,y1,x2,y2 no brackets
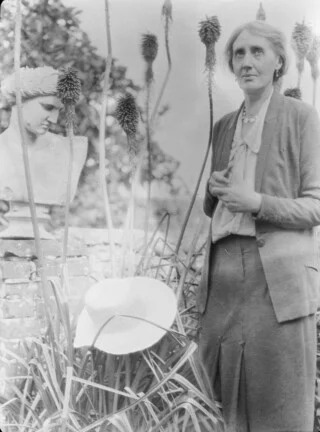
57,68,81,106
306,34,320,80
291,22,313,59
198,16,221,47
199,16,221,73
115,93,139,138
141,33,159,64
115,93,140,164
284,87,302,100
162,0,173,22
256,2,266,21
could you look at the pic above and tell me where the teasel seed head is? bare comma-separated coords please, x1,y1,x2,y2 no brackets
57,67,81,106
306,34,320,80
162,0,173,23
199,16,221,46
115,93,140,166
256,3,266,21
291,21,313,63
141,33,159,64
199,16,221,73
57,68,81,128
284,87,302,100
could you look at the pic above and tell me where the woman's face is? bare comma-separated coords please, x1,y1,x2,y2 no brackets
232,30,282,95
21,95,62,136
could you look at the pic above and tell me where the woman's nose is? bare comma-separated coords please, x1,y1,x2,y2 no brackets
241,52,253,68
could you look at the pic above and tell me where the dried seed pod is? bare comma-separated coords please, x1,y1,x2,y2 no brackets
292,22,313,57
199,16,221,46
162,0,173,22
115,93,140,164
306,34,320,80
141,33,159,64
198,16,221,72
284,87,302,100
256,2,266,21
57,67,81,106
115,93,139,139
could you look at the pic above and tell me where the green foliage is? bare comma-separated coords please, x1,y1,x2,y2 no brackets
0,229,224,431
0,0,182,229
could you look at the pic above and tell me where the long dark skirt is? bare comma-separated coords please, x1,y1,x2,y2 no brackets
198,235,316,432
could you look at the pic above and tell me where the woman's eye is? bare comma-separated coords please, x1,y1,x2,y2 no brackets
253,48,263,55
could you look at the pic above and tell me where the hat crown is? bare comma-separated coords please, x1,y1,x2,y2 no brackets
84,278,146,334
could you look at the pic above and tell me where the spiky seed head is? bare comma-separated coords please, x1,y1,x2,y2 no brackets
57,68,81,106
284,87,302,100
141,33,159,64
256,2,266,21
115,93,139,138
306,34,320,65
199,16,221,46
291,22,313,58
162,0,173,22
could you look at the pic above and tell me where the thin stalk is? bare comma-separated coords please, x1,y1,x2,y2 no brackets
150,13,172,126
313,77,318,107
14,0,52,330
99,0,116,277
144,83,152,248
167,73,214,282
61,121,74,276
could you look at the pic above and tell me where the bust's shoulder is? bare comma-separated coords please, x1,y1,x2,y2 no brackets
46,132,88,149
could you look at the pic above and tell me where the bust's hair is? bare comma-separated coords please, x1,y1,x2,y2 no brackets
224,21,289,82
1,66,59,106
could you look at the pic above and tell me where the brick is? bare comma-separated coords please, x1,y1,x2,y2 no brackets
0,260,36,280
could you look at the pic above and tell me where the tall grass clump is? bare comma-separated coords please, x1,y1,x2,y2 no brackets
291,21,313,88
141,32,159,246
306,33,320,106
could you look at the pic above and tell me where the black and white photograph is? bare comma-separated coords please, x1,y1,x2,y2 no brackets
0,0,320,431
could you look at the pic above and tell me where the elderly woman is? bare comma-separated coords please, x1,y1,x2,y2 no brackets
197,21,320,431
0,67,87,238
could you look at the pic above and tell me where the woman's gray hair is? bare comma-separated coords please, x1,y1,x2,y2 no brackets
224,21,289,82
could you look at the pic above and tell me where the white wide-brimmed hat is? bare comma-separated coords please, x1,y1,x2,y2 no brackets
74,276,177,355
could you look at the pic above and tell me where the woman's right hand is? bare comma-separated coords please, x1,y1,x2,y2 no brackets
208,168,231,196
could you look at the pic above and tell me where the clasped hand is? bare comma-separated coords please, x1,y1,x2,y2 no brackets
208,168,262,214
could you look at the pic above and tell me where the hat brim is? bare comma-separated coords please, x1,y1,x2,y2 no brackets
74,277,177,355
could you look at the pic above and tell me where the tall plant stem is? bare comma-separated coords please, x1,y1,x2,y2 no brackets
313,77,318,107
167,74,214,282
150,17,172,126
297,71,302,89
61,121,74,275
14,0,52,330
144,83,152,248
99,0,116,277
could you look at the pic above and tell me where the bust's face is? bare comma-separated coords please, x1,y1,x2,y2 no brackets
21,95,63,136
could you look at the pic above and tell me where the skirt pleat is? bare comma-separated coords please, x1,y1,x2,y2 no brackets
198,235,316,432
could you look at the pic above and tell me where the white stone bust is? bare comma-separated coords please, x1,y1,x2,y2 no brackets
0,67,88,238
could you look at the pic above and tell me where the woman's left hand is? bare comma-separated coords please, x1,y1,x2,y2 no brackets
210,182,262,213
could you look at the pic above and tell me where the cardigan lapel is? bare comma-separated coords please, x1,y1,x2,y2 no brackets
215,104,243,172
255,91,284,192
